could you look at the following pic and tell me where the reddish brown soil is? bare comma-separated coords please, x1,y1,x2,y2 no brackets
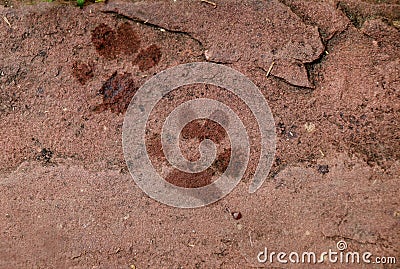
0,0,399,268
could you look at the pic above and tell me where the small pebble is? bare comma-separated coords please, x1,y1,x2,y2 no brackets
304,122,316,133
232,212,242,220
317,164,329,175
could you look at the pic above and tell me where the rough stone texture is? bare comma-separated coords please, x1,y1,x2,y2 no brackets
103,0,325,88
0,0,399,267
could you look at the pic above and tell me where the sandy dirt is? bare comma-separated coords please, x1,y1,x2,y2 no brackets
0,0,399,268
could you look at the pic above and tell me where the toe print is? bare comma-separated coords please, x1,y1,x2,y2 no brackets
134,44,162,71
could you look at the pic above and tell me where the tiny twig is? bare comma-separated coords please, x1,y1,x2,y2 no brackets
3,16,11,28
201,0,217,8
266,61,275,77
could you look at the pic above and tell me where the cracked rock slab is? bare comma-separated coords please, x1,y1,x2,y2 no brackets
103,0,325,88
280,0,350,42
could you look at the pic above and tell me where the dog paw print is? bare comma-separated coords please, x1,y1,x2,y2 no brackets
133,44,162,72
93,71,138,114
91,22,141,59
71,22,163,114
90,22,162,70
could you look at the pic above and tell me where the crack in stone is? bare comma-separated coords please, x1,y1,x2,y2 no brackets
102,10,206,60
103,1,329,89
277,0,351,89
259,65,315,90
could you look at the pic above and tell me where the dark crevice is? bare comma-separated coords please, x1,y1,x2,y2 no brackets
265,71,315,91
337,1,366,28
303,24,350,88
206,58,239,65
324,22,351,45
304,53,326,88
206,60,233,64
307,25,354,86
256,65,315,90
303,29,327,88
